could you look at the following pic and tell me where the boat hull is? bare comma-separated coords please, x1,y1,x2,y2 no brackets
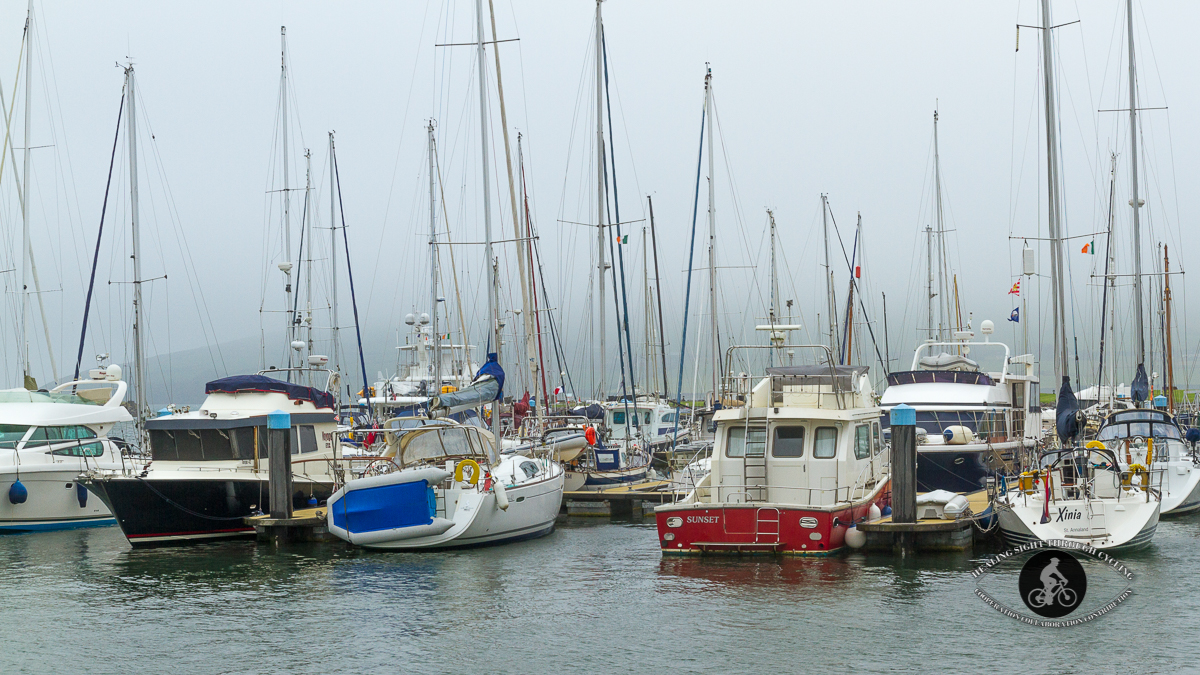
656,483,890,556
996,494,1160,551
564,467,649,492
1159,463,1200,516
916,442,1024,494
0,466,116,532
83,474,334,546
343,471,565,551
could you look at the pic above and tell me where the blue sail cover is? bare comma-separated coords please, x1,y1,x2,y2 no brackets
476,353,505,397
1131,363,1149,404
1056,376,1079,445
205,374,335,410
430,355,505,411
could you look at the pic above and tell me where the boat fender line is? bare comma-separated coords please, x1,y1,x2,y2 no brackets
455,459,481,486
494,481,510,511
8,480,27,505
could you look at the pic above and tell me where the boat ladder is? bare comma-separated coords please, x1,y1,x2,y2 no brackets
755,507,781,544
744,454,768,502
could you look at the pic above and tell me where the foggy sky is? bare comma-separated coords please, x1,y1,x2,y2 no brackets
1,0,1198,403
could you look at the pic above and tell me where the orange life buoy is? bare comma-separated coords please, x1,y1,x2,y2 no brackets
585,426,597,445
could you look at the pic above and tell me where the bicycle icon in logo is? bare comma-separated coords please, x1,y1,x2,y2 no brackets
1018,550,1088,619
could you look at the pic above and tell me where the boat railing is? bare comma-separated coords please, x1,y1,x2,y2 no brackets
713,479,886,507
1003,465,1166,506
719,345,844,410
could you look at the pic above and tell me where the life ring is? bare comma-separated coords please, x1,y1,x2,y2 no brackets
455,459,481,485
585,426,597,445
1084,440,1106,450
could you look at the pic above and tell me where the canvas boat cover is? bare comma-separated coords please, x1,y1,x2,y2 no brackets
205,374,335,410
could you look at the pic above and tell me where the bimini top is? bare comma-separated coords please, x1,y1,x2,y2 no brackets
205,374,335,410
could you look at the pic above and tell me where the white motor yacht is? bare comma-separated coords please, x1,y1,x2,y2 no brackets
0,365,132,532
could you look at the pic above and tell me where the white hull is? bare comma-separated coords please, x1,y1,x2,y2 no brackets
997,491,1160,551
1160,463,1200,515
0,463,117,531
330,459,564,550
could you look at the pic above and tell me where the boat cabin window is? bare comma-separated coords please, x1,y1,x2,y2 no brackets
291,425,318,454
0,425,28,449
872,422,883,455
661,412,677,424
23,425,97,448
854,425,871,460
813,427,838,459
771,426,805,458
519,461,540,479
726,426,766,458
149,429,237,461
644,412,652,425
399,426,496,467
232,427,258,460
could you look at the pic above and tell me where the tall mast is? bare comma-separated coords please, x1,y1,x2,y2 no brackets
925,224,934,340
125,64,147,438
933,109,948,339
486,0,537,407
1125,0,1145,368
822,194,837,354
768,209,779,368
705,65,718,395
475,0,500,454
1164,246,1174,412
1040,0,1069,383
328,132,340,381
642,222,652,392
648,196,669,401
303,148,313,386
428,121,441,394
594,0,607,401
280,27,295,380
20,0,31,386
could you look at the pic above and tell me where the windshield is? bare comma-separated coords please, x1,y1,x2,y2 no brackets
1098,421,1181,441
0,390,102,405
399,426,496,467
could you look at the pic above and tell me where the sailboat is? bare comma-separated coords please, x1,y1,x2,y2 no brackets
1090,0,1200,516
326,0,563,549
995,0,1159,550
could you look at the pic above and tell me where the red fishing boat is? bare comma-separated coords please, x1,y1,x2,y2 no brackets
656,360,890,555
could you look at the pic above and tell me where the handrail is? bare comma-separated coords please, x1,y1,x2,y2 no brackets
721,344,842,410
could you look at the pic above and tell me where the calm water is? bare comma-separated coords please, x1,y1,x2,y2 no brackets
2,513,1198,674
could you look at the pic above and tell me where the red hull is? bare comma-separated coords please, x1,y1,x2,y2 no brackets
656,483,891,556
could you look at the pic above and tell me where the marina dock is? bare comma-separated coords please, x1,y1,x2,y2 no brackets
246,507,338,544
856,490,989,552
563,479,685,516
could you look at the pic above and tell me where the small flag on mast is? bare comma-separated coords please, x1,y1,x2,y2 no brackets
1008,279,1021,295
1081,241,1095,254
1009,307,1020,323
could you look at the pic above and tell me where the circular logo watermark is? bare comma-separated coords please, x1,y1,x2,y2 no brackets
972,539,1133,627
1017,550,1087,618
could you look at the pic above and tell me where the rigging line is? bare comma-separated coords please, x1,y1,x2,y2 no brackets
601,24,638,414
434,137,471,366
671,89,705,454
73,88,123,381
290,182,308,329
136,87,227,374
332,141,371,417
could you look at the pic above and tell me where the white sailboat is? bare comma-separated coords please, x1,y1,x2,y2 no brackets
996,0,1159,549
327,0,563,549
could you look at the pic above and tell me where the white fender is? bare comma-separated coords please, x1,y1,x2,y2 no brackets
494,481,510,511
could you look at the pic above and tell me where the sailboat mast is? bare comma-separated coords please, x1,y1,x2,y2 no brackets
1164,245,1174,412
925,224,934,340
280,27,295,380
474,0,500,453
648,196,669,401
822,194,837,354
933,109,948,339
125,65,147,436
428,121,441,392
1039,0,1069,382
20,0,31,385
595,0,606,402
329,132,340,382
705,66,718,396
1125,0,1145,367
768,209,778,368
303,149,313,386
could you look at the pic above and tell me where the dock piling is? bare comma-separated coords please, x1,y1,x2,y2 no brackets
268,410,293,520
890,404,916,556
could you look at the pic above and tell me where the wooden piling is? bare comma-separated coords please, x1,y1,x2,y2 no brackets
268,410,293,520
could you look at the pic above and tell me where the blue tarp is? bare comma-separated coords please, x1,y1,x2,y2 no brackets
331,480,435,533
206,374,335,410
